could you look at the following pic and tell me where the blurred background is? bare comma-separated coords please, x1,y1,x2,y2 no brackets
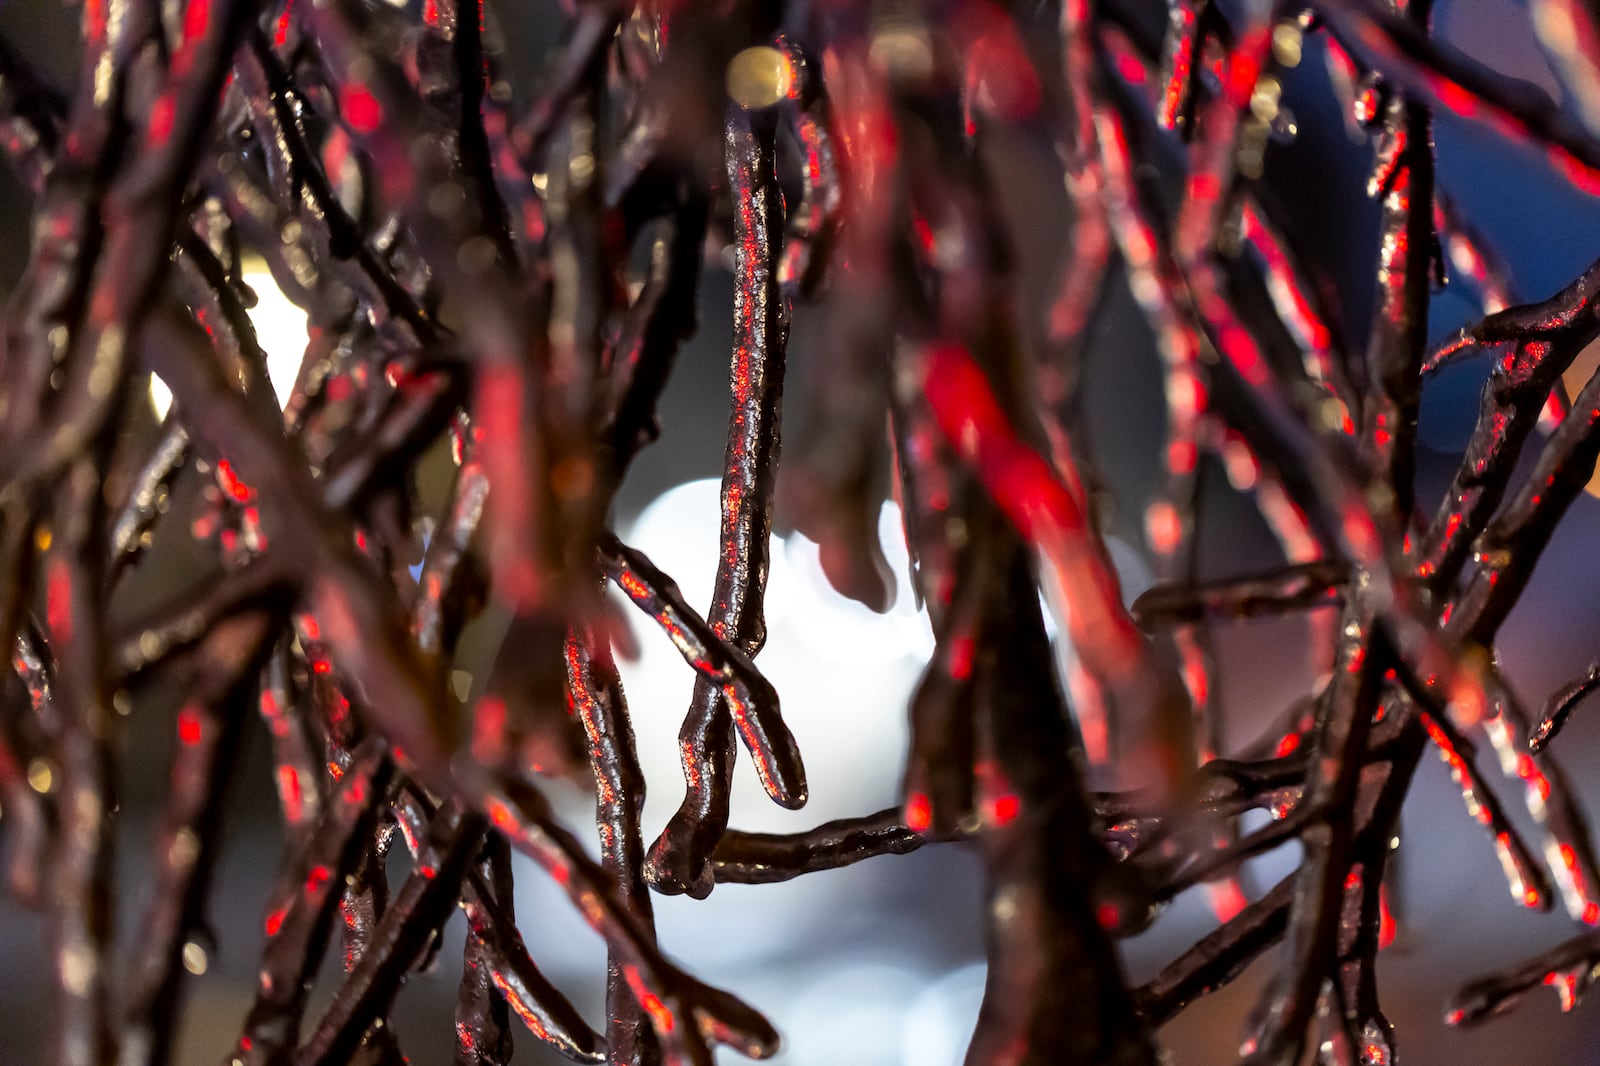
7,0,1600,1063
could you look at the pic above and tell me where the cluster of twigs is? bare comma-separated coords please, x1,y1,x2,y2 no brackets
6,0,1600,1062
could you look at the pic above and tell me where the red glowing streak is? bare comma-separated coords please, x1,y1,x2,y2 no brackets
474,696,509,763
1378,886,1398,948
274,0,293,46
277,765,303,824
1116,49,1148,88
85,0,107,42
341,84,383,135
1225,39,1264,108
1178,635,1210,707
905,792,932,834
947,635,975,681
475,364,541,607
176,707,204,747
921,343,1142,664
216,458,253,502
1514,753,1554,802
640,991,674,1033
1146,500,1182,556
1545,969,1582,1011
492,969,554,1041
46,557,72,643
182,0,210,44
148,94,176,148
322,132,351,202
1157,8,1195,127
1240,205,1334,358
487,798,518,833
619,571,649,600
1166,439,1198,476
1207,880,1249,924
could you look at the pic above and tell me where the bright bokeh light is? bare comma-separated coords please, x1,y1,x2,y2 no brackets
782,962,925,1064
149,261,309,417
626,478,933,664
619,478,731,623
614,478,930,834
527,481,1149,1064
780,503,936,664
612,479,1163,835
148,369,170,418
900,962,987,1066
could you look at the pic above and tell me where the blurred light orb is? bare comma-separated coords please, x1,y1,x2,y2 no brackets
869,19,935,83
783,962,923,1065
900,962,987,1066
779,501,934,665
620,481,928,827
623,478,729,611
727,46,794,109
626,479,933,663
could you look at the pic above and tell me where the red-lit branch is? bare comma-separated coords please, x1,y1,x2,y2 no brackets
1450,926,1600,1024
647,103,805,899
1132,560,1347,627
1310,0,1600,195
1530,660,1600,753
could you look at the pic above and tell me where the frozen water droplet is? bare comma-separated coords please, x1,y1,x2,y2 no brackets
1359,1021,1392,1065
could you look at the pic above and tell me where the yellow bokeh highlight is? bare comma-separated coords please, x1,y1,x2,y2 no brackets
727,47,793,110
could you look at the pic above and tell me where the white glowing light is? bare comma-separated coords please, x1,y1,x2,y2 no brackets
627,481,934,662
614,478,930,833
148,372,172,418
900,962,987,1066
782,963,924,1065
247,264,312,408
779,502,934,665
623,478,730,612
149,262,309,418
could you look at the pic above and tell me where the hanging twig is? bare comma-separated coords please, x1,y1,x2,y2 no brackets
647,101,805,898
